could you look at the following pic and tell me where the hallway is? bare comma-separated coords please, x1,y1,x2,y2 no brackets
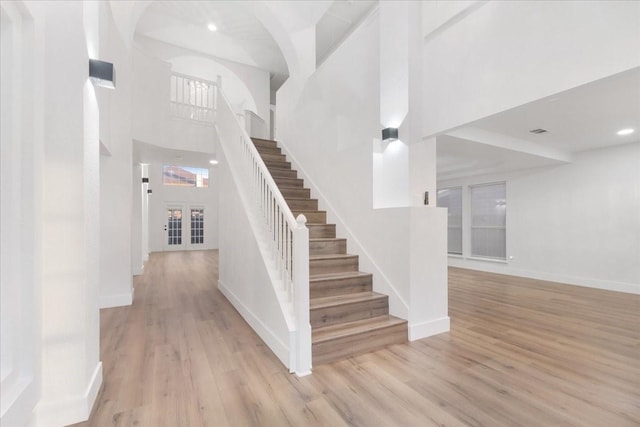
74,251,640,426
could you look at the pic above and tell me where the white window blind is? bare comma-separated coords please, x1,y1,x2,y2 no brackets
470,182,506,259
437,187,463,255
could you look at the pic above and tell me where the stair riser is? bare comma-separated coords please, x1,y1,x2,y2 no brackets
260,153,287,163
287,199,318,211
308,224,336,238
309,239,346,256
270,169,298,179
280,188,310,199
294,211,326,224
311,297,389,328
310,275,373,298
274,177,304,188
252,138,278,149
312,323,407,365
310,256,358,275
265,161,291,170
256,146,282,156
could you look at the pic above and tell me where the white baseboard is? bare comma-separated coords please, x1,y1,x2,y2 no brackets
34,362,102,427
99,291,133,309
1,375,38,427
218,280,291,370
448,258,640,295
408,316,450,341
132,264,144,276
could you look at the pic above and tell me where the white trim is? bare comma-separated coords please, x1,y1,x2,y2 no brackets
448,259,640,295
218,280,291,369
85,362,103,417
465,256,507,264
99,291,133,309
132,263,144,276
34,362,102,427
0,376,37,427
408,317,450,341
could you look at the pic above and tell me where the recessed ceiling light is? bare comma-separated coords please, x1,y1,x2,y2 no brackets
209,159,219,165
207,23,217,32
617,128,635,136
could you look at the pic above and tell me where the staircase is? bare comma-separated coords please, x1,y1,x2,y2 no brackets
252,137,407,365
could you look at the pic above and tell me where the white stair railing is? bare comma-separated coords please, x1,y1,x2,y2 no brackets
215,85,312,376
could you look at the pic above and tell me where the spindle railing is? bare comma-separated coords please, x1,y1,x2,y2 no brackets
169,72,216,123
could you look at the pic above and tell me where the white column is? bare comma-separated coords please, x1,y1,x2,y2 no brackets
142,163,150,262
131,163,143,275
37,1,102,425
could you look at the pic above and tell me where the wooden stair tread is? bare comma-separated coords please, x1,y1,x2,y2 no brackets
310,271,372,282
287,197,316,201
309,237,346,243
312,315,407,343
310,291,386,310
310,253,357,261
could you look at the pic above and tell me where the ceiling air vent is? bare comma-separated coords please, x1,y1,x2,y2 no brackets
529,128,548,134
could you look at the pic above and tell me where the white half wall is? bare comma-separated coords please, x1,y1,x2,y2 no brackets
217,145,292,369
439,142,640,294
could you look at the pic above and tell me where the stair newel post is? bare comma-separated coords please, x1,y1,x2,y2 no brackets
293,214,312,375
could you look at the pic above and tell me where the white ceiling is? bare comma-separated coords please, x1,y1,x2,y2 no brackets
135,1,378,93
438,67,640,181
135,1,289,88
316,0,377,66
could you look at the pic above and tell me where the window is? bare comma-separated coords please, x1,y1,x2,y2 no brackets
470,182,506,259
163,165,209,188
191,209,204,244
437,187,463,255
167,208,183,245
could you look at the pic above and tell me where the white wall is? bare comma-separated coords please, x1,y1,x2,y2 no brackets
216,127,293,370
131,47,171,147
97,0,133,309
276,6,449,338
147,163,219,252
38,2,102,425
439,142,640,294
422,0,640,136
131,47,221,154
135,35,271,132
1,2,42,425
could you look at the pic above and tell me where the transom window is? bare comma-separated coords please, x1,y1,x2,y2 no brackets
163,165,209,188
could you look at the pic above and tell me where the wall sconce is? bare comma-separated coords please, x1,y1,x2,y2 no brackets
382,127,398,142
142,177,149,183
147,189,152,194
89,59,115,89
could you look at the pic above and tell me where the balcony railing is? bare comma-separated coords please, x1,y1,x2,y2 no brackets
169,72,216,123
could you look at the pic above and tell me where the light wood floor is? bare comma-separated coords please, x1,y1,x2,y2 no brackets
73,250,640,426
